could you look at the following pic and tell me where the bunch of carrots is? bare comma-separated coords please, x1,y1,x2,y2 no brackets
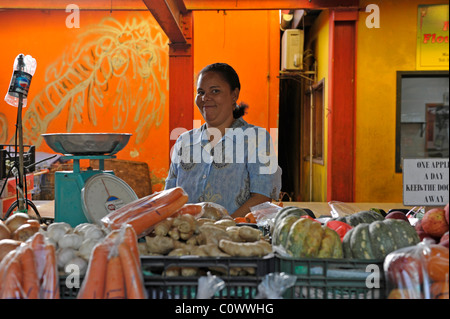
0,232,59,299
77,224,146,299
102,187,189,238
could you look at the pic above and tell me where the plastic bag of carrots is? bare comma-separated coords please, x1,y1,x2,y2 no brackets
77,224,147,299
0,232,59,299
101,187,189,238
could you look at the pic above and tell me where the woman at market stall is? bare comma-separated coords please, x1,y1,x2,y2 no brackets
165,62,281,218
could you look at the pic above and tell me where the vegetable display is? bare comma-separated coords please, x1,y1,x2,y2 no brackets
0,232,59,299
385,240,449,299
342,219,420,259
77,224,146,299
101,187,188,237
272,207,343,259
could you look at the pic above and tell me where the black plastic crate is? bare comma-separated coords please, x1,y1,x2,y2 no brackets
141,255,275,299
275,255,386,299
59,255,275,299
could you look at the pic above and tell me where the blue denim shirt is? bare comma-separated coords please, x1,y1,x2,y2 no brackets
165,118,282,215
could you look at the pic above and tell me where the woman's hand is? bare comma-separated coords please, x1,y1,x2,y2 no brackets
231,193,271,218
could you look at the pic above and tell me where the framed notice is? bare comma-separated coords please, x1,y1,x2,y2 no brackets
416,4,449,70
403,158,449,206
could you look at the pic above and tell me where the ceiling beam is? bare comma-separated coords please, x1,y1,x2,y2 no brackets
0,0,148,10
142,0,188,44
184,0,359,10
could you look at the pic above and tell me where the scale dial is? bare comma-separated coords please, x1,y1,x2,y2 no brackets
81,173,138,225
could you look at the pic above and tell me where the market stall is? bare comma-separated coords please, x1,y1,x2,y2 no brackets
1,188,448,299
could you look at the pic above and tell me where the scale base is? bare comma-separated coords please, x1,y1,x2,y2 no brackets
55,170,114,227
54,155,114,227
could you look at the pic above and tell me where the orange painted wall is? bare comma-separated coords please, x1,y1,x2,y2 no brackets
0,8,280,194
0,10,170,190
193,10,280,135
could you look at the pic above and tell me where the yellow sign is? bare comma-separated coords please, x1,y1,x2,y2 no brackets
416,4,449,70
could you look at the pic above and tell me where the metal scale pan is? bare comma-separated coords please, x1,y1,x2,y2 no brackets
41,133,138,227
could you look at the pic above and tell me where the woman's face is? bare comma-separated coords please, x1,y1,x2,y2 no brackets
195,71,239,130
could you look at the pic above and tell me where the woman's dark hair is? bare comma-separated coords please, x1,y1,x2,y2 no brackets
198,63,248,118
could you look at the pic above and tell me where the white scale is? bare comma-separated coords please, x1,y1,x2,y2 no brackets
81,172,138,224
42,133,138,227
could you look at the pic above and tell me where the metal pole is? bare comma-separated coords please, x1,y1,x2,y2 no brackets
17,94,25,211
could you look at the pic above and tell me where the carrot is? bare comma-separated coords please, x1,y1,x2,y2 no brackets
175,204,203,217
1,256,23,299
104,255,126,299
118,242,146,299
122,225,140,266
20,246,40,299
30,231,45,250
77,243,109,299
104,191,161,222
122,192,188,236
40,244,59,299
0,250,18,292
245,212,257,223
30,232,46,280
111,187,186,225
234,217,247,223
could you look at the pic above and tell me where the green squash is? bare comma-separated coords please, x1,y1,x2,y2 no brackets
368,220,397,259
343,219,420,260
383,219,420,248
317,226,344,259
274,206,308,228
350,223,376,259
272,214,300,246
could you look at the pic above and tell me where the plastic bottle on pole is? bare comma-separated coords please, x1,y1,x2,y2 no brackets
4,54,37,107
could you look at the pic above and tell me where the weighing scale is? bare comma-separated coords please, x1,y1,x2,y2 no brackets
42,133,137,227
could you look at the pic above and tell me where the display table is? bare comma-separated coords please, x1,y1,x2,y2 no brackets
284,202,415,217
33,200,415,219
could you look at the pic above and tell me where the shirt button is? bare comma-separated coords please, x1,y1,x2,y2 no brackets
202,174,207,179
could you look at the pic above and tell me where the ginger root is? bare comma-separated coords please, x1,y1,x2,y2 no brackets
145,235,174,255
237,226,262,242
218,239,272,257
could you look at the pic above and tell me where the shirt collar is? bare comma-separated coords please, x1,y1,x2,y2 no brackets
192,117,248,146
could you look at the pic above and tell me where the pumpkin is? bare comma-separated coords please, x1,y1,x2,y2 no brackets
273,207,308,227
282,218,343,259
342,219,419,259
332,210,384,227
272,215,300,247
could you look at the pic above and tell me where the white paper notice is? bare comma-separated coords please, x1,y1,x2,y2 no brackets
403,158,449,206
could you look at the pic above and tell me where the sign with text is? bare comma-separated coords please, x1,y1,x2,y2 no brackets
416,4,449,70
403,158,449,206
